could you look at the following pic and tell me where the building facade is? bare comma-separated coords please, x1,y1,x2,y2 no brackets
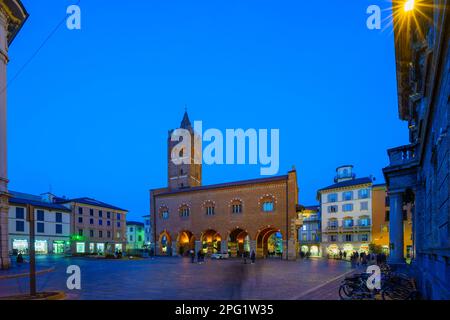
126,221,145,250
150,112,301,259
383,0,450,299
371,184,413,258
8,191,71,255
0,0,28,269
297,205,321,257
56,197,128,255
143,214,151,247
319,165,373,257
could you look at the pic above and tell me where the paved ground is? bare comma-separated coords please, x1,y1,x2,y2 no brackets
0,256,352,300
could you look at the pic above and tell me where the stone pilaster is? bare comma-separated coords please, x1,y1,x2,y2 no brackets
0,9,10,270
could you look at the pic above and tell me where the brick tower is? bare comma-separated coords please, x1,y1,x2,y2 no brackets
167,111,202,189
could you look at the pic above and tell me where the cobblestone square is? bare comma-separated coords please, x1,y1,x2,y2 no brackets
0,256,352,300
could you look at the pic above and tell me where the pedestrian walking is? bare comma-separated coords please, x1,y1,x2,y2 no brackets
250,250,256,264
190,249,195,263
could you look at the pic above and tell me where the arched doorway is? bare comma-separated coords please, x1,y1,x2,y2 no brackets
256,227,282,258
228,228,250,257
177,230,195,256
158,231,172,255
201,229,221,255
327,244,339,257
310,245,319,257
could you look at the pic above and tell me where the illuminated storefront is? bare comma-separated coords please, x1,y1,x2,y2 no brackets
52,241,65,254
12,239,28,253
76,242,85,253
97,243,105,254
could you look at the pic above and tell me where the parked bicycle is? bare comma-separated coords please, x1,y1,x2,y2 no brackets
338,264,420,300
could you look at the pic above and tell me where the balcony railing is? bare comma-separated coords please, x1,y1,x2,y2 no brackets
387,144,418,167
324,225,371,233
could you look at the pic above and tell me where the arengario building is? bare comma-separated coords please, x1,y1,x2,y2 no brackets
150,112,301,259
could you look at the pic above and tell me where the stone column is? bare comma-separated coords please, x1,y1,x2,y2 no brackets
0,9,10,270
171,242,177,256
220,240,228,254
287,239,297,260
249,240,256,255
194,240,202,254
282,240,287,259
388,191,405,264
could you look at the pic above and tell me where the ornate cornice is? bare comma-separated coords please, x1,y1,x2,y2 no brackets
0,0,28,45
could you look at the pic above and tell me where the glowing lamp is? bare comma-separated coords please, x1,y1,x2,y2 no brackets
404,0,415,12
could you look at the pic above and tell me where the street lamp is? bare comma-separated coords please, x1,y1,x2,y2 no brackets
404,0,415,12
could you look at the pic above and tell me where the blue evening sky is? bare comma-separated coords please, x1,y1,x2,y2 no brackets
6,0,408,221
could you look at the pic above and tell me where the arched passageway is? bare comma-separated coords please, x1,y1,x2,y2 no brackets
158,231,172,255
177,230,195,256
201,229,221,255
228,228,250,257
256,227,283,258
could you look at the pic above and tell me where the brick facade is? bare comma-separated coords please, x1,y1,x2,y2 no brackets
150,113,300,259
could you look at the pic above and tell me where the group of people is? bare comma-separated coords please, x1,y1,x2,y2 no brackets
190,249,206,264
242,250,256,264
349,251,388,268
299,251,312,259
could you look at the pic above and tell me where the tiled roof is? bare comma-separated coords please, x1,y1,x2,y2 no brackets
126,221,144,227
9,191,71,212
318,177,373,192
303,205,320,211
56,197,127,212
153,175,289,196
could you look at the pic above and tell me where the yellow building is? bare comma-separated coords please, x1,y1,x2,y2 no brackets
372,184,412,259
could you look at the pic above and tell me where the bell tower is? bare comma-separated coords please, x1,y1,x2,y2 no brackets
167,111,202,189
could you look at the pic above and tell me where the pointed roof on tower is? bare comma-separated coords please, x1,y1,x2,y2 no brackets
180,108,192,129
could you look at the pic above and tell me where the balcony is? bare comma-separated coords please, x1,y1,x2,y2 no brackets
386,144,418,167
325,226,338,233
324,225,371,233
383,143,419,191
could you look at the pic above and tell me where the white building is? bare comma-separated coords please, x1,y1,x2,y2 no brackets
318,165,373,257
143,214,151,247
8,191,71,255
